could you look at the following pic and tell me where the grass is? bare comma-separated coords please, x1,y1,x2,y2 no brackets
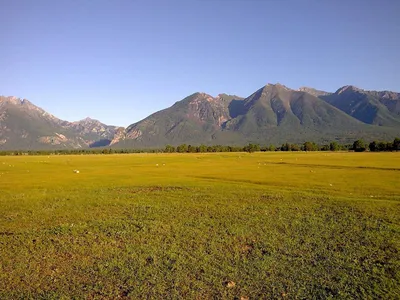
0,152,399,299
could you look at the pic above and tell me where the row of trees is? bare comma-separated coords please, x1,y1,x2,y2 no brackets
1,138,399,156
278,141,346,152
278,138,400,152
0,148,163,156
353,138,400,152
165,144,260,153
166,142,348,153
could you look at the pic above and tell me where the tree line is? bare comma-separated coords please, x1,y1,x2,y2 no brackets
0,138,399,156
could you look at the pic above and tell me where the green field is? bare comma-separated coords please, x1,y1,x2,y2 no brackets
0,152,399,299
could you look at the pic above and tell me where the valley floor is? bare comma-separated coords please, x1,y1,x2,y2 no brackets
0,152,399,298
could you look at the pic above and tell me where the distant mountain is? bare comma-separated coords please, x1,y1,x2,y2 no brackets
0,96,119,150
113,84,399,148
2,82,400,150
320,86,400,127
69,117,120,147
112,93,244,147
221,84,395,144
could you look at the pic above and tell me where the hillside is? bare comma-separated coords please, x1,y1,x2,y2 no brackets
113,84,399,147
112,93,244,147
2,83,400,150
0,96,118,150
320,86,400,127
222,84,397,144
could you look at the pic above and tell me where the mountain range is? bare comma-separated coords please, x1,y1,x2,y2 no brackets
0,96,119,150
1,83,399,150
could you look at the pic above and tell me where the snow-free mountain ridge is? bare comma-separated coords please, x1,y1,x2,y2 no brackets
1,83,399,150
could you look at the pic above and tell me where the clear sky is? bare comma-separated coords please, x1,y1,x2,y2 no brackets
1,0,399,126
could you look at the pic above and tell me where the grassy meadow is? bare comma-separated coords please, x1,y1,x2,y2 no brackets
0,152,399,299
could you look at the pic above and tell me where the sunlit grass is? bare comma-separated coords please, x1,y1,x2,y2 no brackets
0,152,399,298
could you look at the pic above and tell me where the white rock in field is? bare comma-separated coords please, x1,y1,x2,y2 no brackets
73,170,80,174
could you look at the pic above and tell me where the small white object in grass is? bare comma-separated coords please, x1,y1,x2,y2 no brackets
73,170,80,174
329,183,333,186
156,164,159,166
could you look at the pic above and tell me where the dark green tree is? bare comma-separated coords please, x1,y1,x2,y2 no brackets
329,141,340,151
290,144,300,151
303,141,318,151
244,143,260,153
176,144,188,153
377,141,389,152
321,144,330,151
281,143,290,151
369,141,378,152
198,145,208,153
393,138,400,151
352,139,367,152
164,145,175,153
187,145,197,153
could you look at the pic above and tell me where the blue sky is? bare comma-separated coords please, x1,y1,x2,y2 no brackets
1,0,399,126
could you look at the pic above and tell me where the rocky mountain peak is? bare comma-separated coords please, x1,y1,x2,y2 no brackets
189,92,217,104
1,96,33,105
298,87,331,97
336,85,364,94
261,83,293,93
75,117,100,124
0,96,23,105
275,83,292,90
